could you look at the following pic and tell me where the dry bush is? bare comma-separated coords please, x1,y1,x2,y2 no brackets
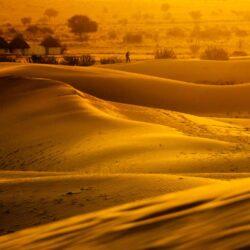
62,56,79,65
0,56,15,62
100,56,123,64
189,43,200,55
62,55,95,66
155,48,177,59
79,54,95,66
200,47,229,60
31,55,58,64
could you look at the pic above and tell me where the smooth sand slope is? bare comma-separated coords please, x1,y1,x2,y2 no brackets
0,178,249,250
1,63,250,116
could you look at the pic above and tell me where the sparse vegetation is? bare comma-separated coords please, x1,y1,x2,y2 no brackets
79,54,96,66
189,43,200,56
62,55,95,66
200,47,229,60
155,48,177,59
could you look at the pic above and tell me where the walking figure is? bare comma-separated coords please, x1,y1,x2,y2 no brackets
126,51,131,63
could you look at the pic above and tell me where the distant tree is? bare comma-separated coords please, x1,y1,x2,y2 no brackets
161,3,171,12
25,25,40,35
189,11,202,22
21,17,32,26
67,15,98,41
44,8,58,23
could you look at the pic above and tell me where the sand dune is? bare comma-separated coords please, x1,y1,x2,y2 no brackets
0,61,249,248
0,178,249,250
1,63,250,116
103,59,250,85
1,74,249,173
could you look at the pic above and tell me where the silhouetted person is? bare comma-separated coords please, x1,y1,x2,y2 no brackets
126,51,131,63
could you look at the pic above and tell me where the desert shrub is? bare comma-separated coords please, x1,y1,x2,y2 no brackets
200,47,229,60
62,56,79,65
31,55,58,64
0,56,15,62
61,55,95,66
155,48,177,59
231,51,248,57
100,56,123,64
189,43,200,55
79,54,95,66
43,56,58,64
124,33,143,44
